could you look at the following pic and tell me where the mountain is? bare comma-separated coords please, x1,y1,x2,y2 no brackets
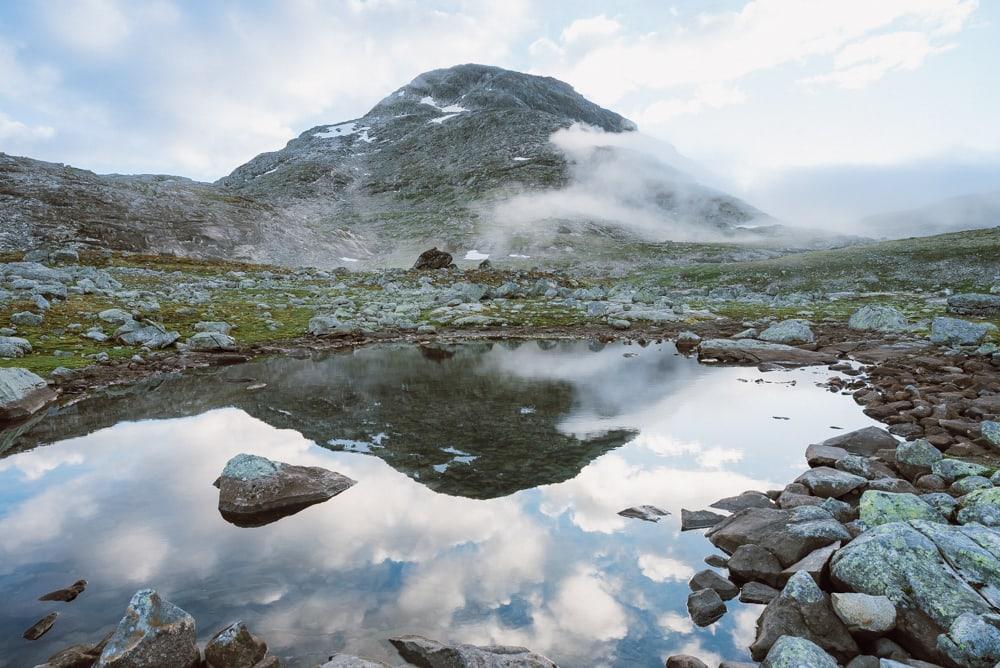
1,64,776,267
862,189,1000,239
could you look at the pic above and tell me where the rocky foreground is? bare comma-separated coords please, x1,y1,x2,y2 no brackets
3,247,1000,667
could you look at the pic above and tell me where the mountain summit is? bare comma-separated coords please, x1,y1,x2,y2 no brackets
1,64,768,267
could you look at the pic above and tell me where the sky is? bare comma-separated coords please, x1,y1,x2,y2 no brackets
1,0,998,224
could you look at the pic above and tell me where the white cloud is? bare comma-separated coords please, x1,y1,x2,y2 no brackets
561,15,622,46
799,31,953,89
637,554,695,583
39,0,132,52
636,83,747,124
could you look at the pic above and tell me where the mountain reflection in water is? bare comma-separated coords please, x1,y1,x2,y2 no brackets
0,340,877,667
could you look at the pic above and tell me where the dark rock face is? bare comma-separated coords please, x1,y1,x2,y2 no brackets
387,634,556,667
689,569,739,600
687,588,726,627
740,581,780,604
38,632,111,668
412,248,454,270
95,589,199,668
727,544,783,587
711,491,776,512
204,621,268,668
215,453,356,526
750,571,858,662
665,656,709,668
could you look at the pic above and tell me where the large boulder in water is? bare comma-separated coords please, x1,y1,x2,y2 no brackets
830,520,1000,662
0,367,55,423
705,505,851,567
412,247,453,270
95,589,199,668
388,634,556,667
204,620,268,668
215,453,356,526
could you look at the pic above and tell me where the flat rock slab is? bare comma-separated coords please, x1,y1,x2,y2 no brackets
711,491,776,512
0,367,56,423
618,505,669,522
697,339,837,366
388,634,556,667
740,581,780,604
216,453,356,526
681,508,726,530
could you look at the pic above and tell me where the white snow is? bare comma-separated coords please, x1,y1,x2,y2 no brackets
339,257,359,263
513,157,529,161
315,121,375,143
463,250,489,260
429,113,460,124
508,253,531,259
420,96,469,121
396,90,405,97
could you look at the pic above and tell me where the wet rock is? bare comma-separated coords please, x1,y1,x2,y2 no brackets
674,331,701,352
204,620,267,668
215,453,356,526
412,248,454,270
795,466,866,498
23,612,58,640
831,520,1000,661
741,581,780,604
320,655,389,667
665,656,708,668
956,487,1000,526
761,636,838,668
831,593,896,634
617,505,669,522
687,588,726,627
750,571,858,662
39,579,87,602
95,589,199,668
947,293,1000,316
689,569,739,600
680,508,726,530
0,367,56,423
818,426,897,457
930,317,996,346
805,443,850,467
859,491,945,528
388,634,556,667
777,541,839,586
697,339,836,366
187,332,237,352
706,506,851,567
710,491,776,512
758,319,815,345
727,544,783,587
937,612,1000,667
848,305,909,333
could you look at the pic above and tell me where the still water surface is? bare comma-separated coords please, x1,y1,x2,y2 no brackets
0,340,876,667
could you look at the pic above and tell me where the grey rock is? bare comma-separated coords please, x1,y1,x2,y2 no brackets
11,311,43,326
761,636,838,668
687,588,726,627
114,320,180,349
835,454,897,481
858,491,945,528
921,492,959,520
931,458,992,483
778,542,840,586
831,592,897,634
706,506,850,568
728,544,783,587
194,321,233,334
617,505,669,522
937,612,1000,667
98,308,134,325
930,317,997,346
848,305,909,333
0,335,32,358
204,620,267,668
320,655,389,667
896,439,942,479
956,487,1000,526
387,634,556,668
0,367,55,423
740,581,780,604
680,508,726,530
758,319,815,345
665,656,708,668
710,491,776,512
697,338,836,366
689,569,739,600
674,330,701,352
187,332,237,352
818,426,897,457
795,466,866,498
982,420,1000,450
95,588,199,668
951,475,993,495
947,293,1000,316
805,443,850,467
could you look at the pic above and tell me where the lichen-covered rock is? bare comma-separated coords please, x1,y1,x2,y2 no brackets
706,506,850,567
956,487,1000,526
896,439,942,479
937,612,1000,667
187,332,237,352
951,475,993,495
830,520,1000,661
848,305,909,333
215,453,356,525
835,455,897,481
982,421,1000,451
751,570,858,662
858,491,946,528
947,293,1000,316
761,635,839,668
758,319,815,345
95,589,199,668
931,458,993,483
204,620,267,668
0,367,55,423
795,466,867,498
193,321,233,334
831,593,896,634
930,317,997,346
388,634,556,667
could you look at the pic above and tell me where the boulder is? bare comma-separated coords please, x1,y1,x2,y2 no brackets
689,569,739,600
806,443,850,467
777,542,839,586
711,491,776,512
114,320,180,349
680,508,726,530
818,427,897,457
751,571,858,662
727,544,783,587
665,656,708,668
204,621,267,668
308,316,356,337
706,506,851,567
896,439,943,480
831,593,897,634
194,321,233,334
758,319,815,345
795,466,866,498
947,293,1000,316
98,308,134,325
412,248,454,270
96,589,199,668
215,453,356,526
836,455,897,481
762,636,839,668
0,335,32,358
956,487,1000,526
831,520,1000,661
675,331,701,352
858,491,946,528
697,339,836,366
0,367,56,422
931,458,992,483
981,421,1000,451
11,311,43,326
187,332,237,352
687,588,726,627
921,492,958,520
617,505,669,522
848,305,909,333
930,317,996,346
937,612,1000,667
387,634,556,667
950,476,992,495
741,581,780,604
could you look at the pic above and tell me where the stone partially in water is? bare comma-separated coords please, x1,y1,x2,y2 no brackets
665,656,708,668
617,505,669,522
689,569,739,600
38,632,111,668
0,367,56,423
95,588,199,668
388,634,556,667
697,339,836,366
687,588,726,627
321,655,390,667
817,426,897,457
23,612,58,640
680,508,726,530
216,453,356,526
204,620,268,668
705,506,850,567
39,578,87,602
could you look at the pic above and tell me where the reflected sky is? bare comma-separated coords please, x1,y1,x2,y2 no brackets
0,341,877,667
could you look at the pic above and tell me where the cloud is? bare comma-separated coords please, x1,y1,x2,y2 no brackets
38,0,132,52
0,112,56,141
560,15,621,47
799,31,954,89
